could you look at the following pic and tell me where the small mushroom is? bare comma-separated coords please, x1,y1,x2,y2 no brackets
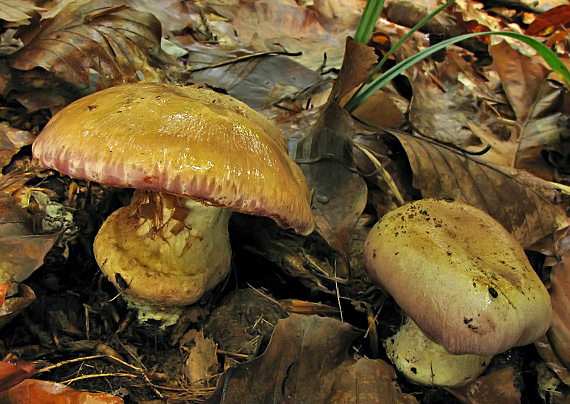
364,199,552,356
384,315,492,387
33,83,314,322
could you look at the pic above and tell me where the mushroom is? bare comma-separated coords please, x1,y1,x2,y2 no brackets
364,198,552,356
384,315,492,387
32,83,314,322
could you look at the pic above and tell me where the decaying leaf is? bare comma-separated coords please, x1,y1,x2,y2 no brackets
490,40,560,171
200,0,363,71
0,122,35,168
0,192,59,287
392,132,568,247
0,359,37,392
203,288,287,358
293,38,377,252
0,0,45,24
182,330,219,387
207,314,417,404
449,366,522,404
0,283,35,331
189,51,325,111
526,5,570,35
535,335,570,386
547,227,570,371
9,0,164,89
296,102,367,252
407,52,505,157
0,283,7,308
0,378,123,403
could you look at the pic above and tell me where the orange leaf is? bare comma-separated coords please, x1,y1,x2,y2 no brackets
0,360,37,392
0,379,123,403
0,284,7,308
526,5,570,35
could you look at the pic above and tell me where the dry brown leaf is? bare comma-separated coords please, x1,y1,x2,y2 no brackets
331,38,378,103
491,41,550,140
548,227,570,371
0,283,7,308
201,0,363,71
9,0,164,89
392,132,568,248
207,314,417,404
293,38,377,252
449,366,521,404
535,334,570,386
182,329,219,387
0,123,35,168
296,102,367,252
526,5,570,34
0,378,123,403
0,283,35,331
0,0,44,24
0,359,37,392
407,52,505,157
0,192,58,287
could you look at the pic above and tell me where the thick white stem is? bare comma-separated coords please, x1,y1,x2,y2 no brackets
94,190,232,323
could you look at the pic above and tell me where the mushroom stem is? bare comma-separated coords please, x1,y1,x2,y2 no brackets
94,190,232,323
385,315,492,387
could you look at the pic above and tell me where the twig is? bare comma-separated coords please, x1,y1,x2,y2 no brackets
63,372,136,385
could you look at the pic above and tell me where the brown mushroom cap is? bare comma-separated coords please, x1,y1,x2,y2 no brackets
364,199,552,356
32,83,313,235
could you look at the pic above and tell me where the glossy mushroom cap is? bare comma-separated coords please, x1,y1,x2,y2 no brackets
364,199,552,356
32,83,314,235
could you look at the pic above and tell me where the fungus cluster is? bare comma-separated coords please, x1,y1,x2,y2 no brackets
32,83,314,322
364,199,552,386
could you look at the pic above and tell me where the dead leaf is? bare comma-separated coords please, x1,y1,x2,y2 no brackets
202,0,362,71
9,0,164,89
0,283,35,331
0,283,7,308
491,40,551,145
182,330,220,387
526,5,570,35
127,0,198,37
0,192,59,287
391,132,568,247
296,102,367,252
207,314,417,404
407,52,506,157
547,227,570,370
332,38,378,103
322,358,418,404
0,0,44,24
203,288,287,357
0,123,35,168
0,359,37,392
536,334,570,386
449,366,522,404
0,378,123,403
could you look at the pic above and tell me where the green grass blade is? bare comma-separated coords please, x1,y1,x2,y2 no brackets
345,31,570,112
354,0,385,44
372,0,456,75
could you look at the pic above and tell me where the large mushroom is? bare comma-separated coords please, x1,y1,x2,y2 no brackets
32,83,314,322
363,199,552,385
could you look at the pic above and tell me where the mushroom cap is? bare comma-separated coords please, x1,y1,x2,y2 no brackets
32,83,314,235
385,315,491,387
364,199,552,356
